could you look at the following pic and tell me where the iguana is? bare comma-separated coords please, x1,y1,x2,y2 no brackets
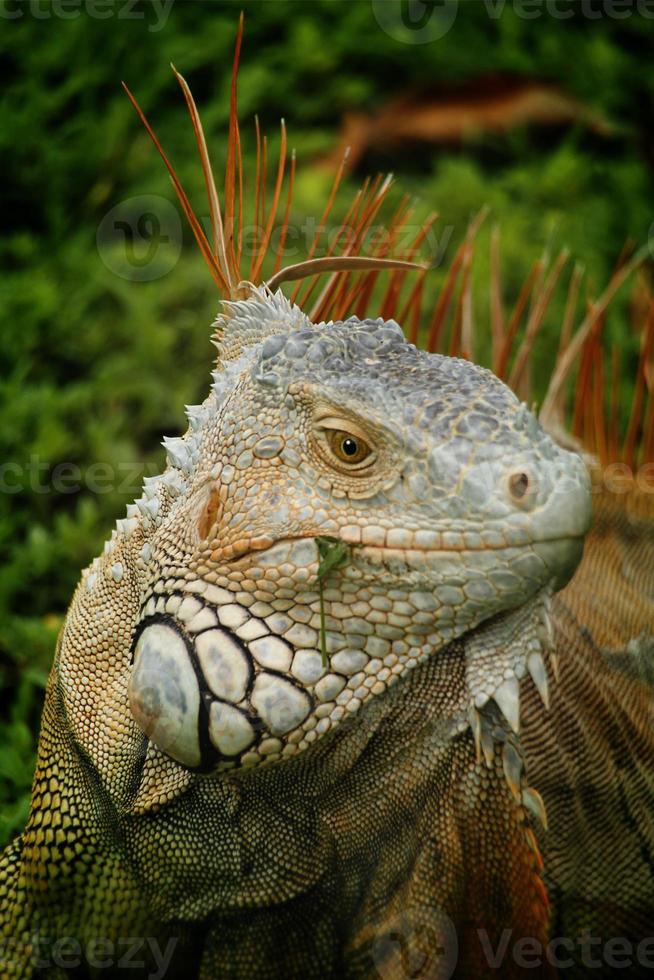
1,22,653,980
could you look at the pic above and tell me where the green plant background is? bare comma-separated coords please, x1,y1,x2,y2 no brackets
1,0,653,847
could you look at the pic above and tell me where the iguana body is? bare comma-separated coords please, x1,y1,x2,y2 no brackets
2,290,653,979
2,34,654,978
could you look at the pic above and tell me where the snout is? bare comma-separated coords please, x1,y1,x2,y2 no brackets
448,439,592,590
501,447,591,537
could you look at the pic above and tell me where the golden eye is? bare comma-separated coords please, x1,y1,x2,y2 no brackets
326,429,373,465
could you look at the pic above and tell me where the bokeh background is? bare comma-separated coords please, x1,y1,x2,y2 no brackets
1,0,653,845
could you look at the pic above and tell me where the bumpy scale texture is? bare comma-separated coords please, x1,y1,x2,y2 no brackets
0,287,652,980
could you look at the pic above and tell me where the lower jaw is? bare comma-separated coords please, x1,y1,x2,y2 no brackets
531,536,585,590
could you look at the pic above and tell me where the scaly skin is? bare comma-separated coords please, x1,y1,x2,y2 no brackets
2,288,652,979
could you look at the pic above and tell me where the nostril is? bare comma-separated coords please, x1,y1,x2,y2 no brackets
508,471,530,502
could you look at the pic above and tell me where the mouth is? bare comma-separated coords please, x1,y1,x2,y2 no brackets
224,529,586,598
229,527,585,563
353,531,585,574
356,533,585,556
340,525,537,552
351,535,584,597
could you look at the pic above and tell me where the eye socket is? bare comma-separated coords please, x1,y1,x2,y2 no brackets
314,416,377,472
326,429,373,465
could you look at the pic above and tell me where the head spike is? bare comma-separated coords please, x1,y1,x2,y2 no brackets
265,256,426,295
508,247,570,398
426,206,488,354
121,81,229,294
251,119,287,282
489,225,505,371
540,243,650,424
171,64,231,291
623,299,654,468
290,147,351,304
272,147,296,276
495,257,543,380
224,11,244,283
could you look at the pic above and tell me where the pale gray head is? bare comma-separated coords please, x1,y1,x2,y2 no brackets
123,288,591,773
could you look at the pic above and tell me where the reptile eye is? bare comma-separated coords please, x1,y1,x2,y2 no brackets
326,429,373,466
314,414,378,472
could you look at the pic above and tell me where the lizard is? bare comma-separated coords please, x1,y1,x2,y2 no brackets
1,22,653,979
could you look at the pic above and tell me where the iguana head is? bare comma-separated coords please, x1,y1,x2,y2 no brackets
81,286,591,783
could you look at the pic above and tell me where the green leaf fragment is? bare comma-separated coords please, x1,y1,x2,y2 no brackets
315,536,350,667
316,536,349,579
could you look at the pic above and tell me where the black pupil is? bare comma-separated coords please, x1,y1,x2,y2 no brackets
342,438,358,457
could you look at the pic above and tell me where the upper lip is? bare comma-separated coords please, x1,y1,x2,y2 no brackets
229,530,584,563
357,534,584,553
340,525,579,552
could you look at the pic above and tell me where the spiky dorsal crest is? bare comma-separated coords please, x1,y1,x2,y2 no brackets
123,16,653,467
212,284,310,366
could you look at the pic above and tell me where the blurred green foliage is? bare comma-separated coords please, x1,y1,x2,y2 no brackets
0,0,652,846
